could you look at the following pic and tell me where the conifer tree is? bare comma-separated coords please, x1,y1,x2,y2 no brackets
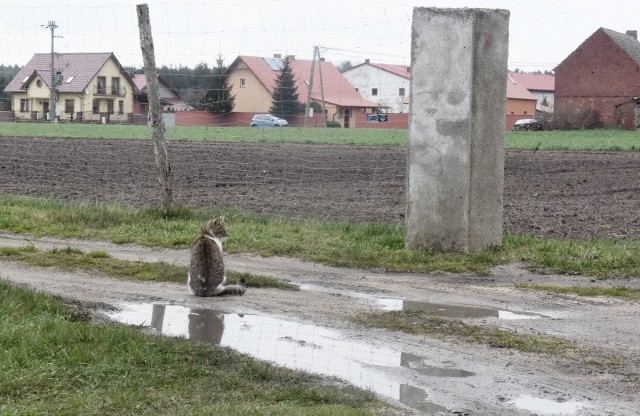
203,55,235,115
270,60,300,119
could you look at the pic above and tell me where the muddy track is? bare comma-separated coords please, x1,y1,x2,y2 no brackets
1,232,639,415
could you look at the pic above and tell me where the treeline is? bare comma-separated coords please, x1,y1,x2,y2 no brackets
0,64,21,109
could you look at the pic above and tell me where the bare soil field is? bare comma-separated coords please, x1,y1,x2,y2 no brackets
1,137,640,415
2,136,640,238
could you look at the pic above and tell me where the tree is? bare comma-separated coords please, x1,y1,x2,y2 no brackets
337,61,353,72
203,55,235,115
270,60,300,119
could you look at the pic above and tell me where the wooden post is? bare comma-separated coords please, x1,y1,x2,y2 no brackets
137,3,173,214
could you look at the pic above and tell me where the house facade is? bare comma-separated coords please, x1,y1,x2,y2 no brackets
226,55,379,127
508,72,555,109
342,59,411,113
554,28,640,129
4,52,135,123
505,75,538,130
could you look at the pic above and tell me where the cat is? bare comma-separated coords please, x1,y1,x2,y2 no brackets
187,216,246,297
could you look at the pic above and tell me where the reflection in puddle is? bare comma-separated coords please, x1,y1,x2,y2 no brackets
107,303,474,413
298,284,544,320
379,299,544,320
510,395,589,415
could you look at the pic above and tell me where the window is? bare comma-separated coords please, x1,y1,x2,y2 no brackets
36,80,42,87
20,99,29,112
65,76,74,83
399,87,405,96
371,88,378,96
65,99,74,114
93,99,99,113
111,77,120,95
97,76,106,95
118,100,124,115
107,100,114,115
240,78,246,88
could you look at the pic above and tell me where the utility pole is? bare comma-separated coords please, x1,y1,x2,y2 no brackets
303,46,317,128
44,21,57,123
316,47,327,127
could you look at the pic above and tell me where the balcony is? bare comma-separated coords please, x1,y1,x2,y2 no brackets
94,86,127,97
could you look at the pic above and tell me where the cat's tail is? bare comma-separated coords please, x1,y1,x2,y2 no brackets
215,278,247,296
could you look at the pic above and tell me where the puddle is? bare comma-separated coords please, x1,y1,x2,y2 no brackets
107,303,475,413
298,283,544,320
379,298,544,320
510,395,590,415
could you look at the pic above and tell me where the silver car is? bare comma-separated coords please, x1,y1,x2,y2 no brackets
250,114,289,127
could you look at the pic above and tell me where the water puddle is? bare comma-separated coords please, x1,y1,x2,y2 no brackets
106,302,474,413
380,299,544,320
298,283,544,320
510,395,590,415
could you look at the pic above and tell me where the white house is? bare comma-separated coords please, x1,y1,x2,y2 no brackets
342,59,411,113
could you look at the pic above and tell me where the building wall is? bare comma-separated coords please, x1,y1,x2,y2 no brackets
228,64,273,113
555,29,640,129
505,98,537,129
342,65,410,113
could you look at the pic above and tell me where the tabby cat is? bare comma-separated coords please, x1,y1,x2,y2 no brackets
187,216,246,297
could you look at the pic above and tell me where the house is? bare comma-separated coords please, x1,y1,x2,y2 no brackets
131,74,194,113
226,54,379,127
342,59,411,113
506,75,538,130
4,52,135,123
554,28,640,129
508,71,555,110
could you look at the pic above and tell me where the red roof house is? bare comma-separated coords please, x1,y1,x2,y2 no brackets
226,55,379,127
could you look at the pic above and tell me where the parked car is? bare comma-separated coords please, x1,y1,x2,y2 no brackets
250,114,288,127
512,118,543,131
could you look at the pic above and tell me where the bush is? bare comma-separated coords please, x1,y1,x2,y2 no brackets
326,121,341,128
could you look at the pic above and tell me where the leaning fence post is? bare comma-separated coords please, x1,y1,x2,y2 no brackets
136,3,173,214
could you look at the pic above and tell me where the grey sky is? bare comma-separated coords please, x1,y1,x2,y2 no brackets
1,0,638,72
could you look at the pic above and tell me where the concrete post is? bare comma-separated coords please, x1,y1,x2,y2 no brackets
405,8,509,252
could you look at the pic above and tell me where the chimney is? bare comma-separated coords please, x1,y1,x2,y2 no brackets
286,55,295,61
273,53,282,59
627,30,638,39
319,57,325,62
365,58,370,64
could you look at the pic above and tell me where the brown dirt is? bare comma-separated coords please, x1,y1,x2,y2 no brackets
2,137,640,238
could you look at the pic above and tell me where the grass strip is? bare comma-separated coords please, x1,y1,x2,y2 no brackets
0,245,298,291
0,281,380,415
516,284,640,300
3,194,640,279
352,311,579,357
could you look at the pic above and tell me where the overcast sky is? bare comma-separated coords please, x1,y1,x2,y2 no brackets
1,0,638,72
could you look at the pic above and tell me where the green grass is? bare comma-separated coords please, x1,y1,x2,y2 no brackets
516,284,640,300
0,281,382,415
2,122,640,150
352,311,580,357
2,194,640,279
0,122,408,146
0,245,299,290
507,128,640,151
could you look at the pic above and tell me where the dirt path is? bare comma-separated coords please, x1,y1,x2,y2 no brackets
1,232,638,415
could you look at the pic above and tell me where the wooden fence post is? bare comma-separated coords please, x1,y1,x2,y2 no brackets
136,3,173,214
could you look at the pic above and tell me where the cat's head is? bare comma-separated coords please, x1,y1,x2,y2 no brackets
203,216,228,240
